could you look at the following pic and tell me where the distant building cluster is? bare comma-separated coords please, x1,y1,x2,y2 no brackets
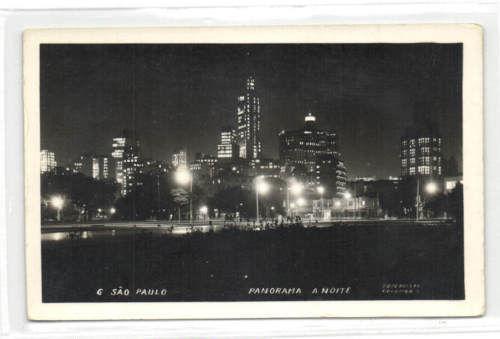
40,74,462,219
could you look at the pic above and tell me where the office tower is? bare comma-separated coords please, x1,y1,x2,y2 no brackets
236,76,262,160
279,113,347,195
40,150,57,173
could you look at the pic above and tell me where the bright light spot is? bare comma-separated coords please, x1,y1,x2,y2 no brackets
425,182,438,195
289,181,304,195
97,208,102,213
175,167,192,185
199,206,208,215
334,201,341,208
255,177,270,195
317,186,325,195
290,202,296,209
270,206,275,211
51,232,65,241
296,197,306,207
445,181,456,190
50,195,64,210
109,207,116,215
343,192,352,200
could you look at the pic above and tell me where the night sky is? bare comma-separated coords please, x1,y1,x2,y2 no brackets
40,43,462,178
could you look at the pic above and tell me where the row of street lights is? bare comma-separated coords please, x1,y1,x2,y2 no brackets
48,167,440,223
256,177,327,220
49,195,117,222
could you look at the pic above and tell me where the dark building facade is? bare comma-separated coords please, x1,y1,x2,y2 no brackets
347,178,403,217
279,113,347,196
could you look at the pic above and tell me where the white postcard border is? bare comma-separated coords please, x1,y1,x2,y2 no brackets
23,24,484,320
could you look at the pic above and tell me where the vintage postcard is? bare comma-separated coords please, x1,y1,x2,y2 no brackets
24,25,484,319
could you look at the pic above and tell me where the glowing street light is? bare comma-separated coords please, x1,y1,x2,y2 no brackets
296,197,306,207
343,191,352,200
416,180,440,220
425,182,438,195
175,166,193,223
255,176,270,222
256,179,270,195
199,205,208,221
317,185,325,218
286,180,304,217
290,182,304,196
175,166,192,186
50,195,64,221
109,207,116,215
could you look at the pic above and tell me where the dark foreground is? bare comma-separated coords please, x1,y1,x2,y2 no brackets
42,221,464,302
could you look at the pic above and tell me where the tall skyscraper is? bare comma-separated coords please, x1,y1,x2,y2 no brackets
279,113,347,196
236,76,262,160
217,128,238,159
112,137,126,186
40,150,57,173
400,126,442,177
112,130,141,195
92,156,110,180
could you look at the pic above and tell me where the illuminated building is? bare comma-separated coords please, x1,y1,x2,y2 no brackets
171,149,187,168
217,128,238,159
40,150,57,173
237,76,262,160
111,130,141,195
279,113,347,196
313,196,381,219
251,158,282,178
73,154,110,180
400,126,442,177
444,176,463,193
190,153,218,187
92,156,110,180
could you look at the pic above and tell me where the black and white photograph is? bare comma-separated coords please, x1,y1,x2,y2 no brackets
23,25,484,319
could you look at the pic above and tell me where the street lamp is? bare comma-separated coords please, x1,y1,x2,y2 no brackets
317,186,325,219
255,176,270,223
50,195,64,221
290,181,304,196
425,182,438,195
199,205,208,221
109,207,116,215
416,180,439,220
175,166,193,223
286,180,304,217
343,191,354,219
423,181,439,219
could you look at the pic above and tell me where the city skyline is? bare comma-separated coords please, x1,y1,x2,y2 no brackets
40,43,462,178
